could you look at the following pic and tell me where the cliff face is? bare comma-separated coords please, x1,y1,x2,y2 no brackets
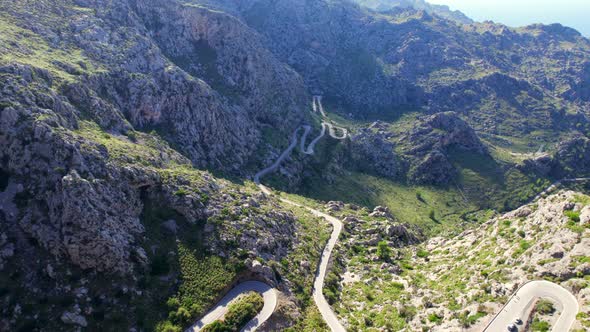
1,0,308,172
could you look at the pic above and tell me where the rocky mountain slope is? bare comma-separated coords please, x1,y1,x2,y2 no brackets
1,0,308,172
211,0,590,152
0,58,325,330
333,190,590,331
353,0,473,24
0,0,319,330
1,0,590,331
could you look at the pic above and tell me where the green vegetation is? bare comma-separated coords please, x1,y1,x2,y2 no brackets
175,245,238,314
201,292,264,332
577,312,590,329
536,299,555,315
376,241,391,261
416,248,429,259
300,171,484,236
152,244,241,332
130,194,244,332
285,305,329,332
75,121,189,168
0,13,101,83
458,310,487,327
565,210,581,222
564,209,590,233
271,202,332,325
428,312,443,324
448,148,550,211
530,318,550,332
512,239,532,258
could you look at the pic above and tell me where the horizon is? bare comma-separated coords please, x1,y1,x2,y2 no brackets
428,0,590,36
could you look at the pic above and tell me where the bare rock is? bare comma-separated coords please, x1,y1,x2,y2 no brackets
161,219,178,234
580,206,590,224
326,201,344,212
60,311,87,327
369,206,392,218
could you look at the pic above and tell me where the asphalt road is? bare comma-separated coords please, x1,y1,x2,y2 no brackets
191,96,348,332
483,280,579,332
532,177,590,202
254,96,347,331
186,281,277,332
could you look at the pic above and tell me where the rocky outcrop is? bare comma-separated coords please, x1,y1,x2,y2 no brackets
2,0,307,172
61,308,88,327
518,154,553,177
551,134,590,177
403,112,487,185
408,112,488,155
350,121,403,179
348,112,488,185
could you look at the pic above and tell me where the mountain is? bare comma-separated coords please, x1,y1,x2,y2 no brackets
353,0,473,24
1,0,590,331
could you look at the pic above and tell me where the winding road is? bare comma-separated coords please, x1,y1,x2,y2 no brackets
532,177,590,202
187,281,277,332
483,281,579,332
190,97,348,332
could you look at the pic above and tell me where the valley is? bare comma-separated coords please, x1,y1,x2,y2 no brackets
1,0,590,331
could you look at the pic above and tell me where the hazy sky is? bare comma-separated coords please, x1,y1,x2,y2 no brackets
428,0,590,36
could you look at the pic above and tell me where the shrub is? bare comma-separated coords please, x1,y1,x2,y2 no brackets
416,191,425,203
565,210,581,222
201,321,230,332
166,298,180,309
174,188,189,196
224,292,264,327
531,318,550,332
416,248,429,258
376,241,391,261
458,310,486,327
156,321,181,332
520,240,531,250
428,313,442,324
203,292,263,331
399,305,417,321
536,299,555,315
126,130,138,142
170,243,238,326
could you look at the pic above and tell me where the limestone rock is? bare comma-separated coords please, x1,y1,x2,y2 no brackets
60,310,88,327
369,206,393,219
581,206,590,224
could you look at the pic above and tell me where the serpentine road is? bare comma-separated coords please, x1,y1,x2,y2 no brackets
187,281,277,332
190,97,348,332
483,281,578,332
531,177,590,202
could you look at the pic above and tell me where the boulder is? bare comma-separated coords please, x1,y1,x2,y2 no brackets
60,311,88,327
580,206,590,224
369,206,392,219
